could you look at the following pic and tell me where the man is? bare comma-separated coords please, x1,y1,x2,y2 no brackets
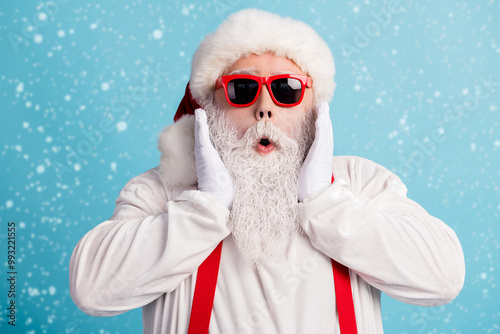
70,9,465,334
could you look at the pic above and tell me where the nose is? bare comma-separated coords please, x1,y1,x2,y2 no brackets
255,85,275,121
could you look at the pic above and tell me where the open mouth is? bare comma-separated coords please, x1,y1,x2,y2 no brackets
259,138,271,146
256,137,275,155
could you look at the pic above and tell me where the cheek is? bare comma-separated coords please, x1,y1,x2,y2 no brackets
226,110,255,137
301,89,315,111
278,106,312,135
214,89,228,108
280,115,304,135
214,91,255,135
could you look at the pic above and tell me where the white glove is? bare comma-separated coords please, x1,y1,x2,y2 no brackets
298,102,334,202
194,108,234,208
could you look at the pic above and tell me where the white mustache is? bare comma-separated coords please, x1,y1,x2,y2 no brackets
237,121,294,150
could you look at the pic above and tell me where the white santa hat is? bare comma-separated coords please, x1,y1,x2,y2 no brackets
189,9,336,106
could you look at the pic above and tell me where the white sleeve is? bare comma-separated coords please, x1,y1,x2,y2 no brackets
298,156,465,307
69,168,231,316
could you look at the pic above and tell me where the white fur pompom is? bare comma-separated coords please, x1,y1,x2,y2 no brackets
157,115,197,187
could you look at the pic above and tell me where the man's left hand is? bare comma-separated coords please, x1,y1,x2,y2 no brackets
297,102,334,202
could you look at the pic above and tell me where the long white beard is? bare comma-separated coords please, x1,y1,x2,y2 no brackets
206,103,315,266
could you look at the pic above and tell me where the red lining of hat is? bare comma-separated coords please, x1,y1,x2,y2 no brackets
174,82,201,122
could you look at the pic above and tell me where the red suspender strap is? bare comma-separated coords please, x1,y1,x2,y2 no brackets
187,241,223,334
187,175,357,333
331,174,358,333
331,259,358,333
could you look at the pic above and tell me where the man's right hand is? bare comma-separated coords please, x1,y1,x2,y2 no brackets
194,108,234,208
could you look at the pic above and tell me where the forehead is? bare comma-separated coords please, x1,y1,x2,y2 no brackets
226,53,305,76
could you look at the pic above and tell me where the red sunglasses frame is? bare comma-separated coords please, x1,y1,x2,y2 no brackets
215,74,313,107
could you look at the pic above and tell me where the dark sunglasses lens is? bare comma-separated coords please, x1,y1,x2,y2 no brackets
227,79,259,105
270,78,303,105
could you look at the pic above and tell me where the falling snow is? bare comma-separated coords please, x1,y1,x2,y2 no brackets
153,29,163,39
0,1,498,333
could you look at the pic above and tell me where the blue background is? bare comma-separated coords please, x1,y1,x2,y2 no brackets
1,0,499,333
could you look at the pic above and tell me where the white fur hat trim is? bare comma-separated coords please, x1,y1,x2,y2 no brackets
190,9,336,105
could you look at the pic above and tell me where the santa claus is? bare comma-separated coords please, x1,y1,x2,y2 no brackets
70,9,465,334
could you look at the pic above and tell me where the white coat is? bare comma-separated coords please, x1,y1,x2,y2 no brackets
69,115,465,333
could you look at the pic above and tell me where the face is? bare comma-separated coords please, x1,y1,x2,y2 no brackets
214,53,314,156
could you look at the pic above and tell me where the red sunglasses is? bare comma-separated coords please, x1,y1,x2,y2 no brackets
215,74,312,107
